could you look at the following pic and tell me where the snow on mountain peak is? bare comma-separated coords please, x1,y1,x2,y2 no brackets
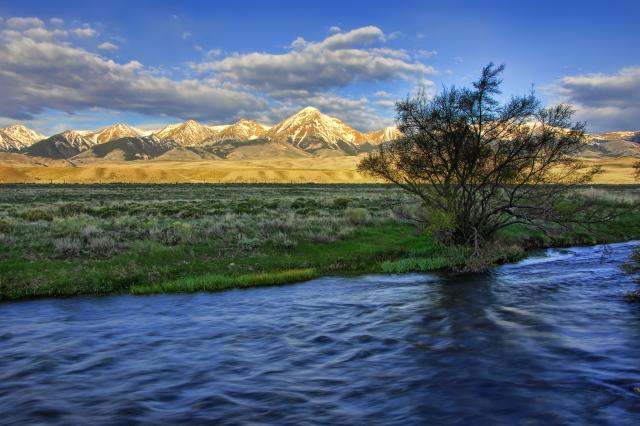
153,120,216,146
266,107,366,149
0,124,44,151
365,126,403,144
86,123,142,144
207,119,270,142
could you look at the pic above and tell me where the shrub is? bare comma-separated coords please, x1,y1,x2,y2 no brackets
0,217,15,234
332,197,351,210
51,215,93,237
87,235,116,254
151,221,194,246
82,224,102,239
18,207,54,222
269,231,297,248
53,237,83,257
235,233,262,250
261,214,299,234
58,202,87,217
344,207,371,225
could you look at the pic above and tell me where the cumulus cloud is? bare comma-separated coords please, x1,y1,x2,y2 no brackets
97,42,119,51
0,26,267,122
195,26,435,93
552,66,640,132
71,26,97,38
6,17,44,28
0,21,424,131
50,17,64,26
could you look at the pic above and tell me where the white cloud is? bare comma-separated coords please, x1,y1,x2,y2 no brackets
387,31,402,40
375,90,391,97
551,66,640,132
329,26,341,33
416,49,437,58
97,42,119,51
22,27,67,40
72,26,98,38
181,32,191,40
6,17,44,29
374,99,397,107
195,26,435,93
206,48,222,57
50,17,64,26
0,21,422,132
0,26,267,122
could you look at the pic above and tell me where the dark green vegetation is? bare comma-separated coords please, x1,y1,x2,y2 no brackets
1,184,639,301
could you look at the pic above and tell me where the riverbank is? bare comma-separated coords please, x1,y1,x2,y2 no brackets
1,184,639,301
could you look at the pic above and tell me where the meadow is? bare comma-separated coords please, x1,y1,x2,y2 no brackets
1,184,639,301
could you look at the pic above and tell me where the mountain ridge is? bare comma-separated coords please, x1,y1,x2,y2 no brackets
3,107,639,160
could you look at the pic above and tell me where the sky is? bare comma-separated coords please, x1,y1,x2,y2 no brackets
0,0,638,135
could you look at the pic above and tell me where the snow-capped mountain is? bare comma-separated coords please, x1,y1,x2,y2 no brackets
206,119,270,143
0,125,44,151
23,130,95,159
86,123,142,144
153,120,216,146
365,127,403,144
5,109,638,161
265,107,366,154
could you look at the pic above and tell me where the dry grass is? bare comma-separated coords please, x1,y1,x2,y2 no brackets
0,155,637,184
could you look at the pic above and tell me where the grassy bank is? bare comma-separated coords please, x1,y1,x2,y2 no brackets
1,184,639,301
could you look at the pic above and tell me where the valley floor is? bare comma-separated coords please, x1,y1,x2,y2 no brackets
0,184,639,301
0,156,638,184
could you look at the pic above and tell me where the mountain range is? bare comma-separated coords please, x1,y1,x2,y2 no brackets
1,107,638,162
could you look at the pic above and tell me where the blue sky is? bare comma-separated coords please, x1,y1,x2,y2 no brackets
0,0,638,134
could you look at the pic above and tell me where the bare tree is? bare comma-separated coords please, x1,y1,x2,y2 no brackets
359,63,600,246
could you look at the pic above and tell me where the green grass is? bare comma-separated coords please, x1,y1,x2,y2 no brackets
1,183,639,301
130,268,318,294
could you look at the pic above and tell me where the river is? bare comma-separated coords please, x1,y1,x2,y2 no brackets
1,242,639,425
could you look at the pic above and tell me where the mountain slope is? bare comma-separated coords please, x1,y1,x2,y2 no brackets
365,127,403,144
153,120,216,146
265,107,366,155
23,130,94,159
0,125,44,151
582,134,640,158
71,136,179,163
0,132,21,152
86,123,142,144
595,131,640,144
206,119,270,143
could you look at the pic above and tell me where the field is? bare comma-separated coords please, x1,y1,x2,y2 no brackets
1,184,639,301
0,156,638,184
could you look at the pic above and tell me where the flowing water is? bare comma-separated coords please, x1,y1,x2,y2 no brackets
1,242,640,425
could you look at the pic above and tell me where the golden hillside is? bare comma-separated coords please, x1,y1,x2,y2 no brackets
0,155,637,184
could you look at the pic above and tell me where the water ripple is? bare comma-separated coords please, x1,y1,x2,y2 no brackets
1,241,640,424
